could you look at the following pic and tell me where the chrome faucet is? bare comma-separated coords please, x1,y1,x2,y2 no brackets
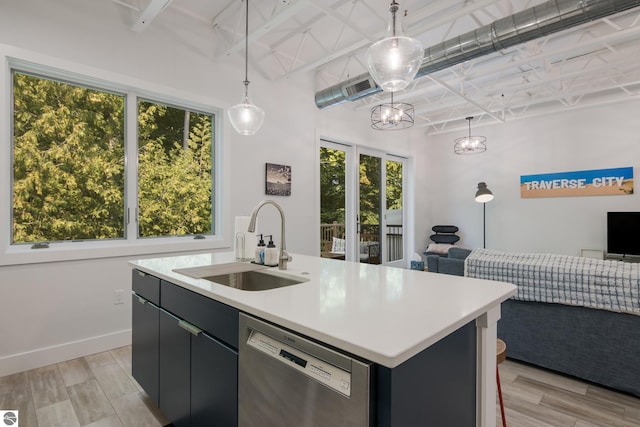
247,200,292,270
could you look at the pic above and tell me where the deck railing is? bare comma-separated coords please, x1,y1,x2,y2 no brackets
320,223,403,261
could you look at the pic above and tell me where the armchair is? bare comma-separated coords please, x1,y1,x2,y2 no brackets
426,247,471,275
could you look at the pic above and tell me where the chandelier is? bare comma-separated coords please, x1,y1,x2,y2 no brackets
454,116,487,154
371,92,415,130
365,1,423,92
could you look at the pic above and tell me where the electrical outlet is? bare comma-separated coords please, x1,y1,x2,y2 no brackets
114,290,125,305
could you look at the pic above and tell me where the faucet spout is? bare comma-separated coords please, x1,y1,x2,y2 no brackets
247,200,292,270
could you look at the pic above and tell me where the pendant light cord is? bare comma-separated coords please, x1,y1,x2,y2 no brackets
390,1,398,37
243,0,249,89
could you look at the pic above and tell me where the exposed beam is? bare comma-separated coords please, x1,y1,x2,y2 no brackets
282,0,497,78
111,0,139,12
425,76,505,123
308,0,374,42
222,0,311,58
132,0,173,33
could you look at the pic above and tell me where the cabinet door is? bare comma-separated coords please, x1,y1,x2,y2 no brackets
131,294,159,406
191,332,238,427
159,309,191,427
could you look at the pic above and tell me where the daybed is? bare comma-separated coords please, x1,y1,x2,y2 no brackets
432,248,640,397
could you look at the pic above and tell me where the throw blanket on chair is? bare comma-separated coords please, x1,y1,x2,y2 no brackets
465,249,640,315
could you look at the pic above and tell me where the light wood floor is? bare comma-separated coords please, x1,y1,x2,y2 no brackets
1,346,639,426
497,359,640,427
0,346,167,427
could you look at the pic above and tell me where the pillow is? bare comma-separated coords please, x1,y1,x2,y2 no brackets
425,243,454,255
331,237,346,254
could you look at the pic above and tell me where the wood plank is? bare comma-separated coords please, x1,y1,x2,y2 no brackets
84,415,126,427
35,400,81,427
58,357,93,387
0,372,37,427
27,365,68,409
90,363,138,401
67,378,116,425
110,391,166,427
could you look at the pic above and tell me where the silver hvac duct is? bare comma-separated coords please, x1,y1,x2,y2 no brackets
315,0,640,109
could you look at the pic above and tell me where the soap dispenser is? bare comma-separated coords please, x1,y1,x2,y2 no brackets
254,234,266,264
264,235,278,267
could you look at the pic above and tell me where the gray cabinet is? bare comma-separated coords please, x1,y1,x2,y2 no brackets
131,271,160,406
131,270,239,427
191,330,238,427
159,309,191,427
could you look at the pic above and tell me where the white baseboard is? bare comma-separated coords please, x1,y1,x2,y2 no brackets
0,329,131,377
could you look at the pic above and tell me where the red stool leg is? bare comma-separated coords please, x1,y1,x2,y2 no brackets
497,367,507,427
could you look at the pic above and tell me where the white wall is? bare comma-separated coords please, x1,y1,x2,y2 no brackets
0,0,415,375
416,102,640,255
4,0,636,377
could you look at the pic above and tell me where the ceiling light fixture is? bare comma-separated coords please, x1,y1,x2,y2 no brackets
370,92,414,130
366,1,423,92
454,116,487,154
228,0,265,136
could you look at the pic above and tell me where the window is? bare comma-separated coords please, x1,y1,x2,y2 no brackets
12,72,126,243
137,100,214,238
10,67,218,249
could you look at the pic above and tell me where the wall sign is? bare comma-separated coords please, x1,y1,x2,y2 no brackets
520,167,633,198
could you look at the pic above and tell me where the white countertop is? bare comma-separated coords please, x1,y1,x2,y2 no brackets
130,252,516,368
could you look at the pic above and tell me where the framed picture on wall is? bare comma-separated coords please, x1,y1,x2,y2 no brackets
265,163,292,196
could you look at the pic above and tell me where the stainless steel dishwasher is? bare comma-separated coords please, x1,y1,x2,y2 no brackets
238,313,373,427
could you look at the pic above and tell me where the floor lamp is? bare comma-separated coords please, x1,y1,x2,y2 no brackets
475,182,494,249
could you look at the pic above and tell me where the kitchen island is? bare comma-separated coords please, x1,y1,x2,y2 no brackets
130,252,515,426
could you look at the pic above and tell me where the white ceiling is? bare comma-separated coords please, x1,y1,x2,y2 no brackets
113,0,640,134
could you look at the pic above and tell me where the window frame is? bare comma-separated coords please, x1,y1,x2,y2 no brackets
1,54,226,266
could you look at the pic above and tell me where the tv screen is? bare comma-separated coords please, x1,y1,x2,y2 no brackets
607,212,640,256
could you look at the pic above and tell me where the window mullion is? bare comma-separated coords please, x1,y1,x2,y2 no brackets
125,92,139,241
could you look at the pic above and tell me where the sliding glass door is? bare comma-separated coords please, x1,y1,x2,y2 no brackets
385,157,404,265
319,140,407,267
319,143,349,260
358,151,382,265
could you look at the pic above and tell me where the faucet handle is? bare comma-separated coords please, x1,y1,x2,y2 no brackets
280,250,292,262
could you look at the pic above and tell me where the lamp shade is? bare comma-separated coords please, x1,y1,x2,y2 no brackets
228,90,265,136
475,182,494,203
366,2,423,92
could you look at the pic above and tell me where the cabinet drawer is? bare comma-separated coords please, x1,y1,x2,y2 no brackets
161,280,239,349
132,269,160,305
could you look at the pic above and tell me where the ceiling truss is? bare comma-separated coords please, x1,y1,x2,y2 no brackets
113,0,640,133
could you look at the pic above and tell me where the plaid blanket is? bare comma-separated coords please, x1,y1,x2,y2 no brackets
465,249,640,315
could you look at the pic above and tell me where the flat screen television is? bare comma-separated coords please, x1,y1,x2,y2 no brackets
607,212,640,256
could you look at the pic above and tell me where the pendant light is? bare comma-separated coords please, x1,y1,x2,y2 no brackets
370,92,415,130
228,0,265,136
366,1,423,92
454,116,487,154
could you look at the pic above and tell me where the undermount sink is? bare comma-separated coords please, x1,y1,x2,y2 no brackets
173,262,308,291
203,270,307,291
